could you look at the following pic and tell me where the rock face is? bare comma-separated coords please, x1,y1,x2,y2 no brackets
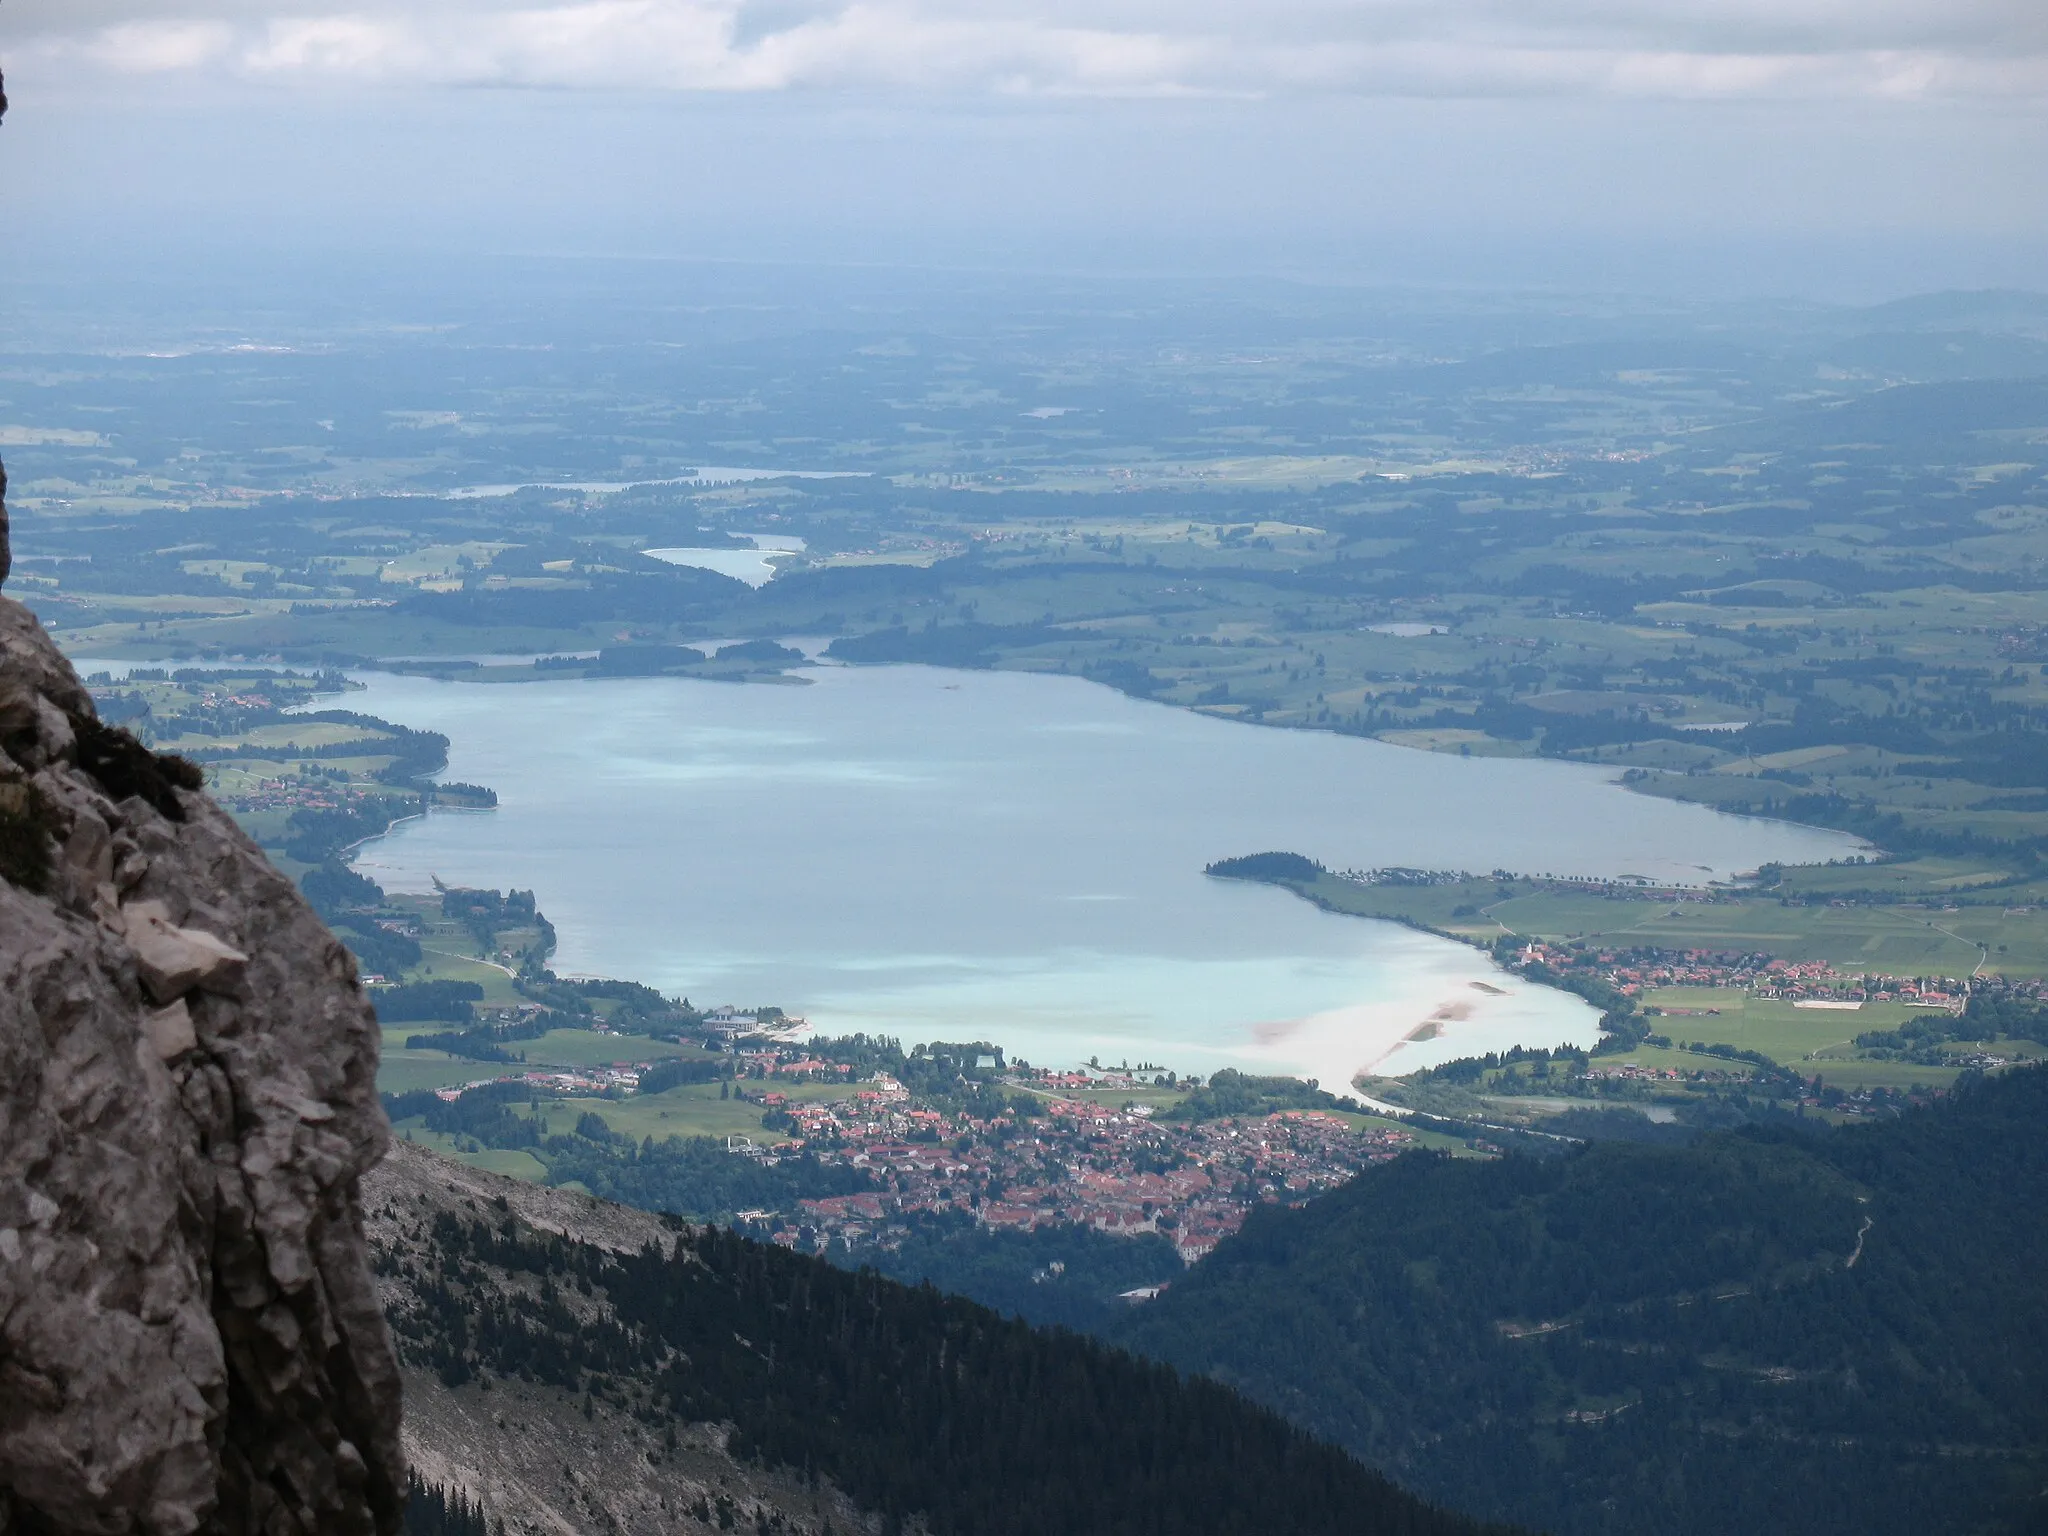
0,537,404,1534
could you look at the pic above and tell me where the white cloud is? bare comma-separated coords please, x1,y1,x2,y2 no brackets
74,19,239,72
13,0,2048,99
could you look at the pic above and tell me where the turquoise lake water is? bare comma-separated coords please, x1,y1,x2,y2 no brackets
338,663,1859,1093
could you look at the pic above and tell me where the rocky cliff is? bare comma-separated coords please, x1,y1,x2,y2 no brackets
0,499,405,1535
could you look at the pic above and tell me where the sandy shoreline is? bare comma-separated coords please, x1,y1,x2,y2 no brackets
1239,945,1600,1099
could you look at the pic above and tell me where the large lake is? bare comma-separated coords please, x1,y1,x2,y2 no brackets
341,664,1858,1092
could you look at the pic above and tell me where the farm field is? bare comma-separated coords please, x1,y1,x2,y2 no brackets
1641,988,1922,1059
542,1083,802,1146
1271,869,2019,976
375,1025,714,1093
391,1133,548,1182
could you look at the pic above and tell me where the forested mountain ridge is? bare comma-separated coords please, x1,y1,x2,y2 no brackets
365,1140,1513,1536
369,1143,861,1536
1114,1065,2048,1536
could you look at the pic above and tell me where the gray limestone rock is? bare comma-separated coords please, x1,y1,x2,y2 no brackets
0,589,404,1536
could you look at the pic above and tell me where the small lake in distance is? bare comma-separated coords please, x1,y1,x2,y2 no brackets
643,535,807,587
342,664,1860,1092
444,469,863,498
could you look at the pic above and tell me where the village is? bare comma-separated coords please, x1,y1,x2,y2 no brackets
1508,937,1996,1010
395,939,2048,1268
426,1045,1417,1265
769,1077,1415,1264
220,774,375,817
408,941,2048,1261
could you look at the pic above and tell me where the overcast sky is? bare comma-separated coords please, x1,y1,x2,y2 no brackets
2,0,2044,296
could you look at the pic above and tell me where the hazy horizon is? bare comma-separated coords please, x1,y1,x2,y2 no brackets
2,0,2044,302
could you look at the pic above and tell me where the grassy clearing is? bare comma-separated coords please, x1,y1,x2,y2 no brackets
1924,907,2048,975
1530,1036,1972,1093
405,949,525,1000
1606,987,2046,1087
375,1026,711,1094
1770,857,2027,898
1640,989,1918,1060
1375,728,1533,758
1492,895,1986,972
385,1084,801,1177
521,1031,711,1069
392,1130,549,1181
554,1083,789,1144
375,1048,506,1095
1275,873,1515,941
196,720,389,750
1788,1060,1969,1091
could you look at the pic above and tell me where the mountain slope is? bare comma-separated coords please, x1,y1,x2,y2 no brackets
367,1140,1512,1536
1114,1066,2048,1536
370,1143,864,1536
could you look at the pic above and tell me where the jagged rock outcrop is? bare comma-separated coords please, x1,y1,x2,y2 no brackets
0,519,404,1535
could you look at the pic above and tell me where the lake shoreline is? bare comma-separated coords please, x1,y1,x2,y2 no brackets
62,648,1855,1088
339,662,1850,1087
62,647,1862,1087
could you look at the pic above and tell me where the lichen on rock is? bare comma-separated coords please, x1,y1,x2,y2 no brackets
0,508,404,1535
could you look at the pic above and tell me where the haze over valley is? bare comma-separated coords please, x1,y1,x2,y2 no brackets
2,9,2046,1536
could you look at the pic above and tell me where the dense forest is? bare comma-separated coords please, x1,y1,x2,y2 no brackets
380,1204,1513,1536
834,1213,1186,1331
402,1476,495,1536
1113,1065,2048,1536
